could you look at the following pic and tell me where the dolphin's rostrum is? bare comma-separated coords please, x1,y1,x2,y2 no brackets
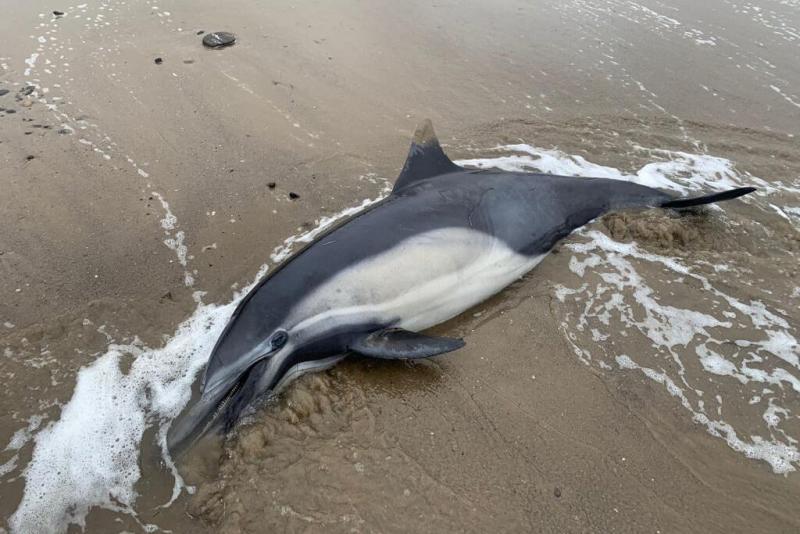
167,120,755,452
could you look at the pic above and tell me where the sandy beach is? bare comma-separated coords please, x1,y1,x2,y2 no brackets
1,0,799,532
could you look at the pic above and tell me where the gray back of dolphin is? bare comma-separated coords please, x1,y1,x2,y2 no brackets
168,120,755,452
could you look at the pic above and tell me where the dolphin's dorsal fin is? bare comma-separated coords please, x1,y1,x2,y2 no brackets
350,328,465,359
392,119,461,193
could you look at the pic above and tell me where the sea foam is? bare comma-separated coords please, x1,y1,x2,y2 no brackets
458,144,799,474
9,195,388,533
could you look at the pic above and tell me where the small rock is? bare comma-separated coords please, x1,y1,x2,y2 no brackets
183,59,195,64
57,128,71,135
267,182,276,189
0,89,9,97
5,109,16,114
154,57,163,65
288,192,299,200
554,487,562,498
53,10,64,16
202,31,236,48
196,30,205,35
20,86,35,96
25,155,35,161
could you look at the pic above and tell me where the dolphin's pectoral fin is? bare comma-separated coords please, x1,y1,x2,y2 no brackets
350,328,465,359
392,119,461,194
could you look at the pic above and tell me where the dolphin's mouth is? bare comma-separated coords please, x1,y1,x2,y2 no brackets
167,361,266,455
198,373,246,436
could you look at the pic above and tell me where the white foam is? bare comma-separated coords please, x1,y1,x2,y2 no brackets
458,144,745,194
457,144,799,474
457,143,799,197
23,52,39,76
152,192,177,231
771,84,800,110
10,301,236,533
10,193,385,533
569,232,799,472
617,353,800,473
151,192,193,287
5,415,43,451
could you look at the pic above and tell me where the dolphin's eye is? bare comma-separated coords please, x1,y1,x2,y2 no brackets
270,330,288,350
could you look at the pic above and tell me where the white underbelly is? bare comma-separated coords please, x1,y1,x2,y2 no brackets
289,228,544,335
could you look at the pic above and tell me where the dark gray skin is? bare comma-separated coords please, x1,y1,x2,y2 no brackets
166,120,754,453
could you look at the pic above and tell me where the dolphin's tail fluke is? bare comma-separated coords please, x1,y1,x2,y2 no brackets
660,187,756,209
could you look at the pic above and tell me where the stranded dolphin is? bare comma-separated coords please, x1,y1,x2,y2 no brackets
167,120,755,451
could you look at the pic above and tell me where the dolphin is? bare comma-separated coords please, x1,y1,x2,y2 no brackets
167,120,755,452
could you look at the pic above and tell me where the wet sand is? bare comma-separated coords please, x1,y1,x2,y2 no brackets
1,0,799,532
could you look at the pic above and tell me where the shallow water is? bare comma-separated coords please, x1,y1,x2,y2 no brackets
1,0,799,532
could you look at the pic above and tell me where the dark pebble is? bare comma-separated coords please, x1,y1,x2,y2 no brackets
0,89,9,97
5,109,16,114
554,487,562,498
25,155,35,161
154,57,163,65
288,192,300,200
53,10,64,16
202,31,236,48
267,182,276,189
24,132,32,135
57,128,71,135
182,59,195,64
20,86,35,96
196,30,205,35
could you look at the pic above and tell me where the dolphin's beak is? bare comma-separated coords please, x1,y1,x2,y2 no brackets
167,358,271,455
166,377,238,455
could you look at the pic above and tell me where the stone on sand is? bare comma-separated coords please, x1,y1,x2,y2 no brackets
202,31,236,48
